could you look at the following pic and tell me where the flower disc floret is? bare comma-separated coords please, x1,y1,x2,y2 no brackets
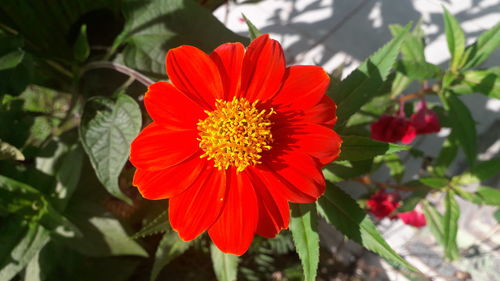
197,97,274,172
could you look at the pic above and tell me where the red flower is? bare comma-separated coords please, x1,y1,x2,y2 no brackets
410,100,440,134
366,189,400,219
397,209,426,228
129,34,341,255
370,115,416,144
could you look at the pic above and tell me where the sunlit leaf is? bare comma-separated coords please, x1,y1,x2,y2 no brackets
317,183,418,272
443,7,465,70
422,201,445,245
443,191,460,260
462,23,500,69
332,24,410,128
0,139,24,161
289,203,319,281
242,14,262,41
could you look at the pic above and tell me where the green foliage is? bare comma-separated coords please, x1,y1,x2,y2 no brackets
317,183,418,272
453,69,500,99
462,23,500,69
115,0,247,77
422,201,445,245
443,7,465,70
332,23,410,129
289,203,319,281
443,192,460,261
132,210,170,239
242,15,262,41
338,136,409,161
79,93,142,204
151,231,191,281
73,25,90,62
0,139,24,161
444,91,477,166
211,243,239,281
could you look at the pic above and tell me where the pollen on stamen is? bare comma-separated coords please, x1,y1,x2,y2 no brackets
197,97,274,172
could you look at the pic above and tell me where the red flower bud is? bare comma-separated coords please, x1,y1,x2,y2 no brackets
397,209,427,228
367,190,400,219
410,100,441,134
371,115,416,144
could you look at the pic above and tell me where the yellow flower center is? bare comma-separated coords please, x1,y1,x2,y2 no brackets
197,97,274,172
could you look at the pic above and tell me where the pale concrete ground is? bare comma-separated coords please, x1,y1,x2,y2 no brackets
214,0,500,280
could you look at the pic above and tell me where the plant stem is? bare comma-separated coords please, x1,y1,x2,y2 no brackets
82,61,154,86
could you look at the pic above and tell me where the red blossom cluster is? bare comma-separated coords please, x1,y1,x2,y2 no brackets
371,100,440,144
367,189,426,228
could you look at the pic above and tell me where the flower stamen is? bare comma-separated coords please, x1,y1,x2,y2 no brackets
197,97,274,172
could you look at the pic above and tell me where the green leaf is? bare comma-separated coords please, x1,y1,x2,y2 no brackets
397,190,428,213
36,139,84,211
443,7,465,70
494,209,500,223
0,49,24,71
73,24,90,62
418,177,449,189
422,201,445,245
383,154,405,183
445,92,476,166
317,183,417,272
0,222,50,281
115,0,247,77
0,139,25,160
443,191,460,260
0,0,120,60
289,203,319,281
462,23,500,69
150,231,191,281
79,94,142,204
210,243,239,281
452,69,500,99
323,159,373,182
132,210,170,239
332,24,411,128
456,158,500,184
396,60,442,80
389,23,425,62
61,214,148,257
433,136,458,177
338,136,409,161
242,14,262,41
474,186,500,206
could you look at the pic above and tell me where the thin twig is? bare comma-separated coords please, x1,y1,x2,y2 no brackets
82,61,154,86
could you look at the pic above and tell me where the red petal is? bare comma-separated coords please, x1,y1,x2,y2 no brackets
255,151,325,203
169,167,226,241
166,45,223,109
271,65,330,111
132,155,207,200
397,210,427,227
240,34,286,101
301,96,338,128
144,82,205,130
208,169,258,255
130,123,200,170
274,123,341,166
247,169,289,238
210,43,245,99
